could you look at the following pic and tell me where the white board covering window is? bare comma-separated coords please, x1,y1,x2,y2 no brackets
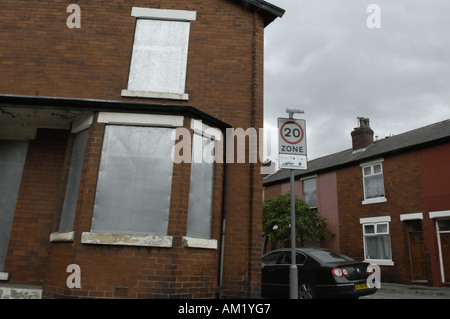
122,7,196,101
186,134,215,239
91,125,174,236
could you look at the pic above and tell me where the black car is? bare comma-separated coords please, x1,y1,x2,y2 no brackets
262,248,378,299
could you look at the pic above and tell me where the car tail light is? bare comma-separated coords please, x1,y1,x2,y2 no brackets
367,265,374,273
332,268,349,277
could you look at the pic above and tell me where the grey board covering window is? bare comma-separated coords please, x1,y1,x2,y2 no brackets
91,125,174,236
186,134,215,239
0,141,28,271
59,130,88,233
127,19,191,95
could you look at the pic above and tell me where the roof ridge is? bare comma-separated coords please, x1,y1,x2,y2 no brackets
264,119,450,184
377,118,450,140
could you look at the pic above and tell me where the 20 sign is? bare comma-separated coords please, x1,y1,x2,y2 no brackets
278,118,307,156
280,121,304,145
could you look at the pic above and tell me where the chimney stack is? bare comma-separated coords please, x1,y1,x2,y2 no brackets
351,117,374,151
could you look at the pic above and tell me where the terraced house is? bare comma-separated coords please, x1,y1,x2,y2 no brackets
0,0,284,298
264,118,450,287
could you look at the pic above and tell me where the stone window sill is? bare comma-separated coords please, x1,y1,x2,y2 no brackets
49,231,75,243
81,232,173,248
181,236,218,250
362,197,387,205
121,89,189,101
364,259,394,266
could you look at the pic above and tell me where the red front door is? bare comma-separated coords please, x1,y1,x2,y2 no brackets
409,231,427,281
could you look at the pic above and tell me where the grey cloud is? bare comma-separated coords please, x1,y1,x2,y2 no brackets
264,0,450,162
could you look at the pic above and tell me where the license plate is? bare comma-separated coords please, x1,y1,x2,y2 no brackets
355,283,369,290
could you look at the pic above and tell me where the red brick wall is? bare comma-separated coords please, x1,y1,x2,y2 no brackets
1,0,266,298
419,143,450,286
419,143,450,212
5,129,69,286
41,117,224,299
337,151,428,284
264,183,282,200
0,0,257,127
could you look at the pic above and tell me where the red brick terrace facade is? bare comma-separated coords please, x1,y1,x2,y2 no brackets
0,0,284,298
264,118,450,287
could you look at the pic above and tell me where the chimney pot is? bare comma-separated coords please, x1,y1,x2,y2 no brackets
351,117,374,151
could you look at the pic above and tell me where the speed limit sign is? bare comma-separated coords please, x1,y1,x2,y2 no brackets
278,118,307,155
278,118,307,170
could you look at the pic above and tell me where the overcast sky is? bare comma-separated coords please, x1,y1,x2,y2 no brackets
263,0,450,164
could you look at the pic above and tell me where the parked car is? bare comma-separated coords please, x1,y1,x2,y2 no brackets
262,248,378,299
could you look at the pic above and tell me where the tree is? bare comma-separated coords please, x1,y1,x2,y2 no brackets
262,193,333,252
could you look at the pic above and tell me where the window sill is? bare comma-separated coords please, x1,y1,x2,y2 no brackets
49,231,75,243
121,89,189,101
81,232,173,248
364,259,394,266
362,197,387,205
182,236,218,250
0,272,9,281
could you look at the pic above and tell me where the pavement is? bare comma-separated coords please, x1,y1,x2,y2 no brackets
361,282,450,299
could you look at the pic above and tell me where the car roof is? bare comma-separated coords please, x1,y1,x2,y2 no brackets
262,248,363,266
263,247,333,255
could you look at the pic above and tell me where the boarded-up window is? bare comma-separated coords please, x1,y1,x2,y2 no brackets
186,134,215,239
0,141,28,271
91,126,174,236
127,19,191,95
59,130,88,233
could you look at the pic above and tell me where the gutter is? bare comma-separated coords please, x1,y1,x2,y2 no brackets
233,0,285,26
0,94,231,131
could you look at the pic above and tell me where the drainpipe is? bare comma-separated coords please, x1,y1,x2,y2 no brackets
218,141,229,299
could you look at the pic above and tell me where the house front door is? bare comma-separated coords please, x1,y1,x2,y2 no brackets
440,233,450,283
408,231,428,281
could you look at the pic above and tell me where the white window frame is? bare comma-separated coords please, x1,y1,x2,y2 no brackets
121,7,196,101
430,211,450,283
361,159,387,205
360,216,394,266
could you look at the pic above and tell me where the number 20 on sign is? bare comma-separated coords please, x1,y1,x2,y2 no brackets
278,118,307,170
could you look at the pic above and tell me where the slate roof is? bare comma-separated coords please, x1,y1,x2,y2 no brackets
264,119,450,185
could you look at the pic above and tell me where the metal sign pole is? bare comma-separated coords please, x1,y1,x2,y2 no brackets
278,108,305,300
289,168,298,299
287,109,301,300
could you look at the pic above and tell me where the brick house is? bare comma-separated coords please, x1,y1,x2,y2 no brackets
0,0,284,298
264,118,450,287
